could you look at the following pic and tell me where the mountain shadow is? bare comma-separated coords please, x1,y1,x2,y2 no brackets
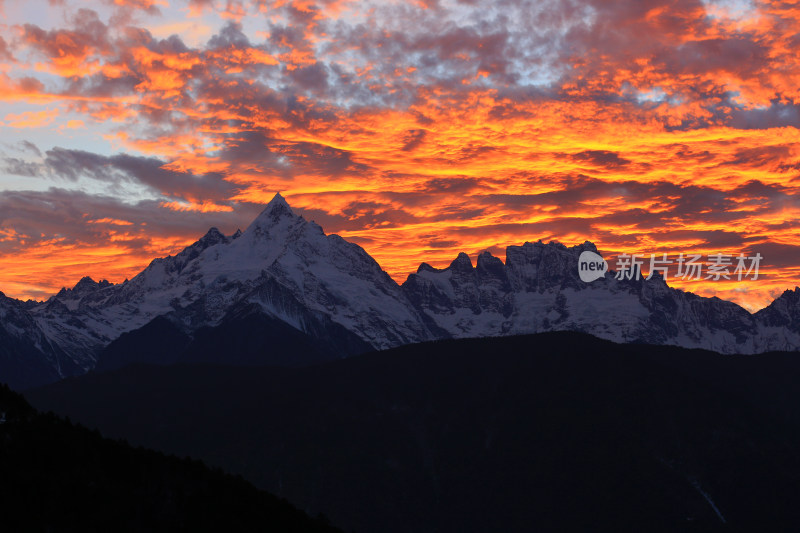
27,331,800,533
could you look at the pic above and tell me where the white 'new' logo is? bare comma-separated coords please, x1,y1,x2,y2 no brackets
578,251,608,282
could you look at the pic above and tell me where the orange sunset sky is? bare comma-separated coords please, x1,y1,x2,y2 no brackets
0,0,799,311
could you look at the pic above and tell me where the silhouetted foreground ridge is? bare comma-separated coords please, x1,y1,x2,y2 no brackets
0,383,342,533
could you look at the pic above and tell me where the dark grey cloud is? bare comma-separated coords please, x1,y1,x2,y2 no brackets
2,157,43,177
421,177,484,194
422,238,460,249
21,8,110,60
42,148,237,201
296,201,420,233
719,145,794,170
400,129,427,152
207,21,251,48
571,150,631,168
0,188,260,252
286,62,330,94
747,241,800,270
209,130,371,180
18,140,41,157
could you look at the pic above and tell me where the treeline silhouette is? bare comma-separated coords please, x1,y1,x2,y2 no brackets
0,382,343,533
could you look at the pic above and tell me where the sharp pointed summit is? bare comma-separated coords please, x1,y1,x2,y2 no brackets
195,227,228,248
449,252,474,272
6,191,434,389
263,192,293,217
267,191,289,208
245,192,298,236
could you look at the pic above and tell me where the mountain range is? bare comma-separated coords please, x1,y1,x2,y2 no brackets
2,193,799,389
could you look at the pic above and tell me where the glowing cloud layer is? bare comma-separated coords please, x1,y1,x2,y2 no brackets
0,0,798,310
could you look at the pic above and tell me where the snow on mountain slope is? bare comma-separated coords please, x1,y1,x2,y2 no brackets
401,240,796,354
26,194,433,378
753,288,800,351
205,195,433,347
756,288,800,332
0,291,84,388
2,193,800,390
0,292,55,359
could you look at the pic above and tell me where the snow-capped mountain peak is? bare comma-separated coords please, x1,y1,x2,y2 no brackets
401,242,799,354
197,227,228,246
245,192,295,236
55,277,113,301
18,194,434,380
755,287,800,334
450,252,474,272
3,194,800,391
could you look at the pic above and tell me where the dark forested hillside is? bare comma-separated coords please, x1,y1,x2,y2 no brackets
0,383,342,533
27,332,800,533
93,304,371,373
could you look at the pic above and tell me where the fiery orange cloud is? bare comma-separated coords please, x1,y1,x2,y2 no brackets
1,0,799,314
0,73,46,100
160,200,234,213
111,0,166,8
4,108,58,128
0,236,195,302
87,218,134,225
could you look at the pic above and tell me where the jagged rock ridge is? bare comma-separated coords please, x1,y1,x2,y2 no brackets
1,193,799,389
401,241,800,353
